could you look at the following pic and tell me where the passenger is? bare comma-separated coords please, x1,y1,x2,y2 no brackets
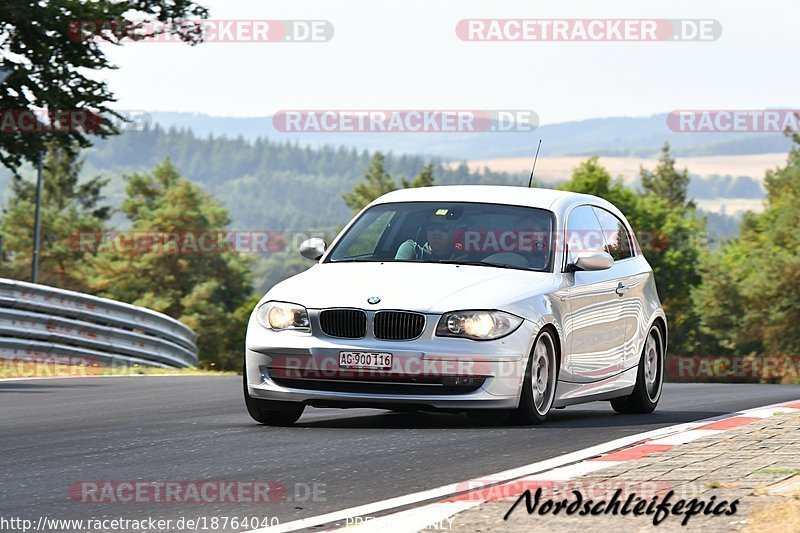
513,215,551,269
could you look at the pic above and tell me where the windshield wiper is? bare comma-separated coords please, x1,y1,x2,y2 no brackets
433,260,518,269
334,259,528,270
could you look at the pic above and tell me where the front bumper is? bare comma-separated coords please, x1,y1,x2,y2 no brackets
244,311,537,411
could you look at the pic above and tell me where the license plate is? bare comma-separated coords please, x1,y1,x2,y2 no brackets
339,351,393,370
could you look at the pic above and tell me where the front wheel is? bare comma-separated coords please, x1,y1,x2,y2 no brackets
611,324,664,414
243,369,304,426
510,329,558,425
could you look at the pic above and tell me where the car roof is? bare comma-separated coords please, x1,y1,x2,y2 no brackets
370,185,623,217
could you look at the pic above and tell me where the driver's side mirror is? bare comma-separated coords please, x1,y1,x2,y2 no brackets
567,250,614,272
299,238,327,261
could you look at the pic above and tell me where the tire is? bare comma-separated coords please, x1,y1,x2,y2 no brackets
243,368,304,426
611,324,664,414
509,329,558,425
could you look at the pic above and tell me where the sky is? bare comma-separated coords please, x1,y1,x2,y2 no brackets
102,0,800,126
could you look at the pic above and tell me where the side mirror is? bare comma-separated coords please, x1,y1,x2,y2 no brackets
299,238,327,261
568,251,614,272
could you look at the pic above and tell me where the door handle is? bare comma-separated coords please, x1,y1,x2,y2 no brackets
615,283,629,296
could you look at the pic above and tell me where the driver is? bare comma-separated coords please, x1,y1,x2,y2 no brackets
395,211,467,261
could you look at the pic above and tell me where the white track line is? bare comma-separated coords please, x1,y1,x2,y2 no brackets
521,460,618,481
340,501,480,533
743,407,793,418
647,429,723,445
249,398,800,533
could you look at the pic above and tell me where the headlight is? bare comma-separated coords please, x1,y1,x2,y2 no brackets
256,301,310,331
435,310,523,340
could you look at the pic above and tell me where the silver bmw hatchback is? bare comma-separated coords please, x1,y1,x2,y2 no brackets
244,186,667,425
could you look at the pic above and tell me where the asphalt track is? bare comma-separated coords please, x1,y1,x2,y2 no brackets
2,376,799,531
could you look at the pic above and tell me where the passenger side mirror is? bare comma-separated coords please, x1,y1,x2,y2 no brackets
567,251,614,272
299,238,327,261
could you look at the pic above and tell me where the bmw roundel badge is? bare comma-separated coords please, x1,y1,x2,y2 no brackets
367,296,381,304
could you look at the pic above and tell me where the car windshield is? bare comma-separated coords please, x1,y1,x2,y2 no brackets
327,201,555,271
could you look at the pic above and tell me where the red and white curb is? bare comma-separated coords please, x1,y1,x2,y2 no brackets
248,399,800,533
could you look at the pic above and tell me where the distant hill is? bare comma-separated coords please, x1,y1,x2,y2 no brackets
147,111,795,160
456,153,784,186
76,126,523,231
0,125,762,256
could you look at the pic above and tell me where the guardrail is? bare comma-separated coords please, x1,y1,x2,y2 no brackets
0,278,198,369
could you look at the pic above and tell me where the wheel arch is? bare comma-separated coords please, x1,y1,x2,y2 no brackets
537,322,562,379
517,321,563,402
651,315,668,356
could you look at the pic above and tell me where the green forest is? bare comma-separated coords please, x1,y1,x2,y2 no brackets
83,126,524,230
2,127,799,379
1,125,761,234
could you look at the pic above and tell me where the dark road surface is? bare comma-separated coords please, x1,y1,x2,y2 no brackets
2,376,799,531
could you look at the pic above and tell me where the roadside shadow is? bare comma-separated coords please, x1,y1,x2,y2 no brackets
289,407,731,430
545,408,730,428
295,410,505,429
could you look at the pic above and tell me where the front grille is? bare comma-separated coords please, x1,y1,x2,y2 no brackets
319,309,367,338
373,311,426,340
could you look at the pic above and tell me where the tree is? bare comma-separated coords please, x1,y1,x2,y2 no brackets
342,152,396,213
0,142,110,291
0,0,208,173
694,137,800,358
558,156,706,353
558,157,617,198
401,163,435,188
87,160,252,369
252,249,315,295
639,143,695,210
342,154,436,213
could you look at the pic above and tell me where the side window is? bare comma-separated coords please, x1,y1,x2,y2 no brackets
593,207,633,261
565,205,605,266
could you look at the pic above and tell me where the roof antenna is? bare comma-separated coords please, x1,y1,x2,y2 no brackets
527,139,542,188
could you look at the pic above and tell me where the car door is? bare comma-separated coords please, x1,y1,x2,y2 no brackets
592,206,646,372
562,205,628,382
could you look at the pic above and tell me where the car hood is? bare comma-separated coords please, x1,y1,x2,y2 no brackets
264,262,561,316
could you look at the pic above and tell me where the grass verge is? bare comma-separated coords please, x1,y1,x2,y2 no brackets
744,498,800,533
0,361,236,379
